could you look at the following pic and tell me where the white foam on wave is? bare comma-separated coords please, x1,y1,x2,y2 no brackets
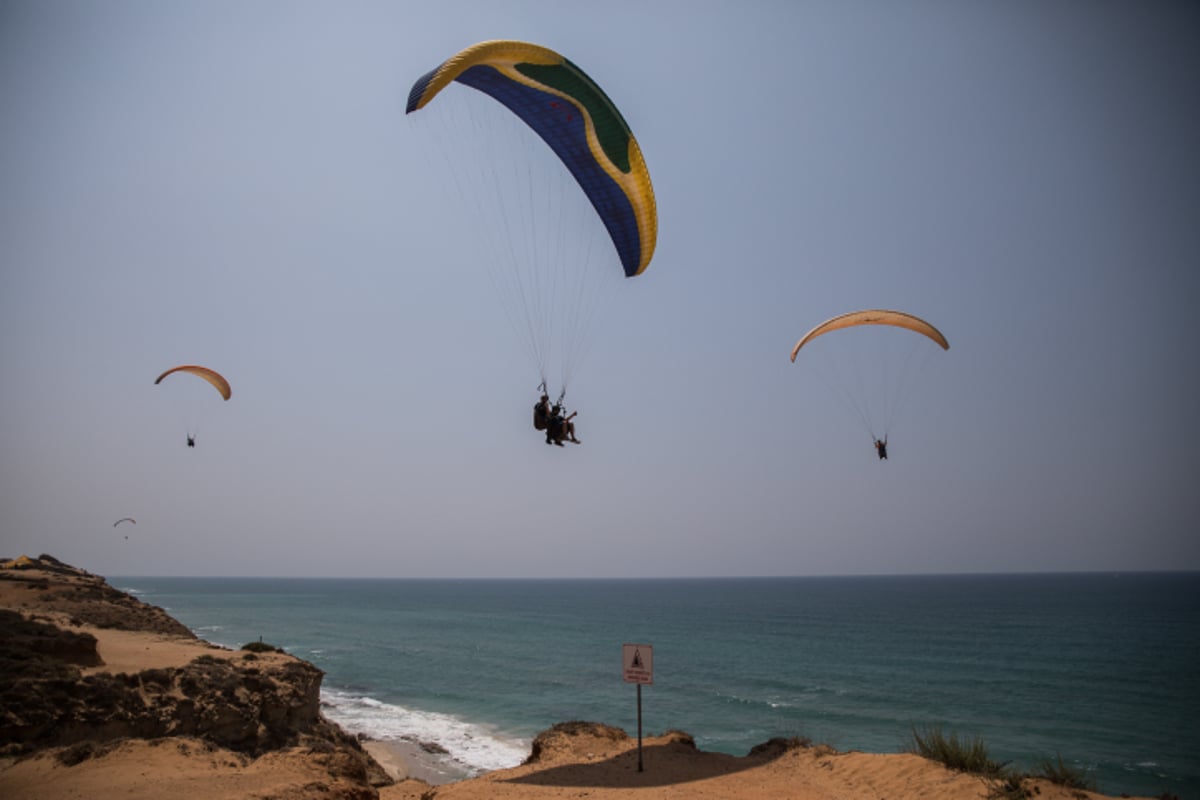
320,688,529,775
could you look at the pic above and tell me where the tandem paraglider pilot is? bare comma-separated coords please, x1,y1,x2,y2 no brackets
874,436,888,460
533,393,580,447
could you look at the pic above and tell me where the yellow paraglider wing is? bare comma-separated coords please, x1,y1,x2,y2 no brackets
790,310,949,362
154,365,232,400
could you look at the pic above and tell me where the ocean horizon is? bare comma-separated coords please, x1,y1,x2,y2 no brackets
118,572,1200,798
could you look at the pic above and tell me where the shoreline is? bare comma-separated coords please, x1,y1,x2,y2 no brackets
361,737,474,785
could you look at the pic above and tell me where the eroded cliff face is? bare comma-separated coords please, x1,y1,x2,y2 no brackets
0,630,338,755
0,556,390,797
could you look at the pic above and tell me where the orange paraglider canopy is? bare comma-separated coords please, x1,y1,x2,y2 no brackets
154,365,231,400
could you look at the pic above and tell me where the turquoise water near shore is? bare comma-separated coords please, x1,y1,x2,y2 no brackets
120,573,1200,798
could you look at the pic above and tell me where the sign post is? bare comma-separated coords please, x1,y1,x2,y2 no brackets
622,643,653,772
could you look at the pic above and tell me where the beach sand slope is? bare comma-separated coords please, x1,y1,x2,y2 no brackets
380,722,1149,800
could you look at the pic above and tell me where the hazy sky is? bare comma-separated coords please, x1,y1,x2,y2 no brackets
2,1,1197,578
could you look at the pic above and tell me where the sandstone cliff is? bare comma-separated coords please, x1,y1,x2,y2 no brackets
0,555,390,799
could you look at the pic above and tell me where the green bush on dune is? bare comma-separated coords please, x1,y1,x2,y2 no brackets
908,726,1103,800
907,724,1007,778
1032,752,1095,792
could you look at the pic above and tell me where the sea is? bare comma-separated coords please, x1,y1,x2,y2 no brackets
114,573,1200,798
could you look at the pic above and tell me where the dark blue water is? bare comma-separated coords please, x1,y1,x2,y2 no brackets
118,573,1200,797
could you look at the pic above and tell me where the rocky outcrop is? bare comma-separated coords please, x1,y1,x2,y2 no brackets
0,647,350,756
0,555,390,796
524,721,631,765
0,609,101,675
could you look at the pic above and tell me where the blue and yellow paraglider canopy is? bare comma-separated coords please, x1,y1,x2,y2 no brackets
406,40,657,278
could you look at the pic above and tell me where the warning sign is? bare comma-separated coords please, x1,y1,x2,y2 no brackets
622,643,653,685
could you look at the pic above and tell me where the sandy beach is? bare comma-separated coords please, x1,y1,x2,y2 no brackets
363,738,469,785
1,556,1164,800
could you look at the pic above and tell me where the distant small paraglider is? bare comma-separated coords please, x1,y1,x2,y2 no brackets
154,364,231,447
113,518,136,527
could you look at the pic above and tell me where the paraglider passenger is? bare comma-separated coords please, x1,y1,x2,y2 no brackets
545,404,566,446
553,402,581,445
187,435,196,448
874,437,887,460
